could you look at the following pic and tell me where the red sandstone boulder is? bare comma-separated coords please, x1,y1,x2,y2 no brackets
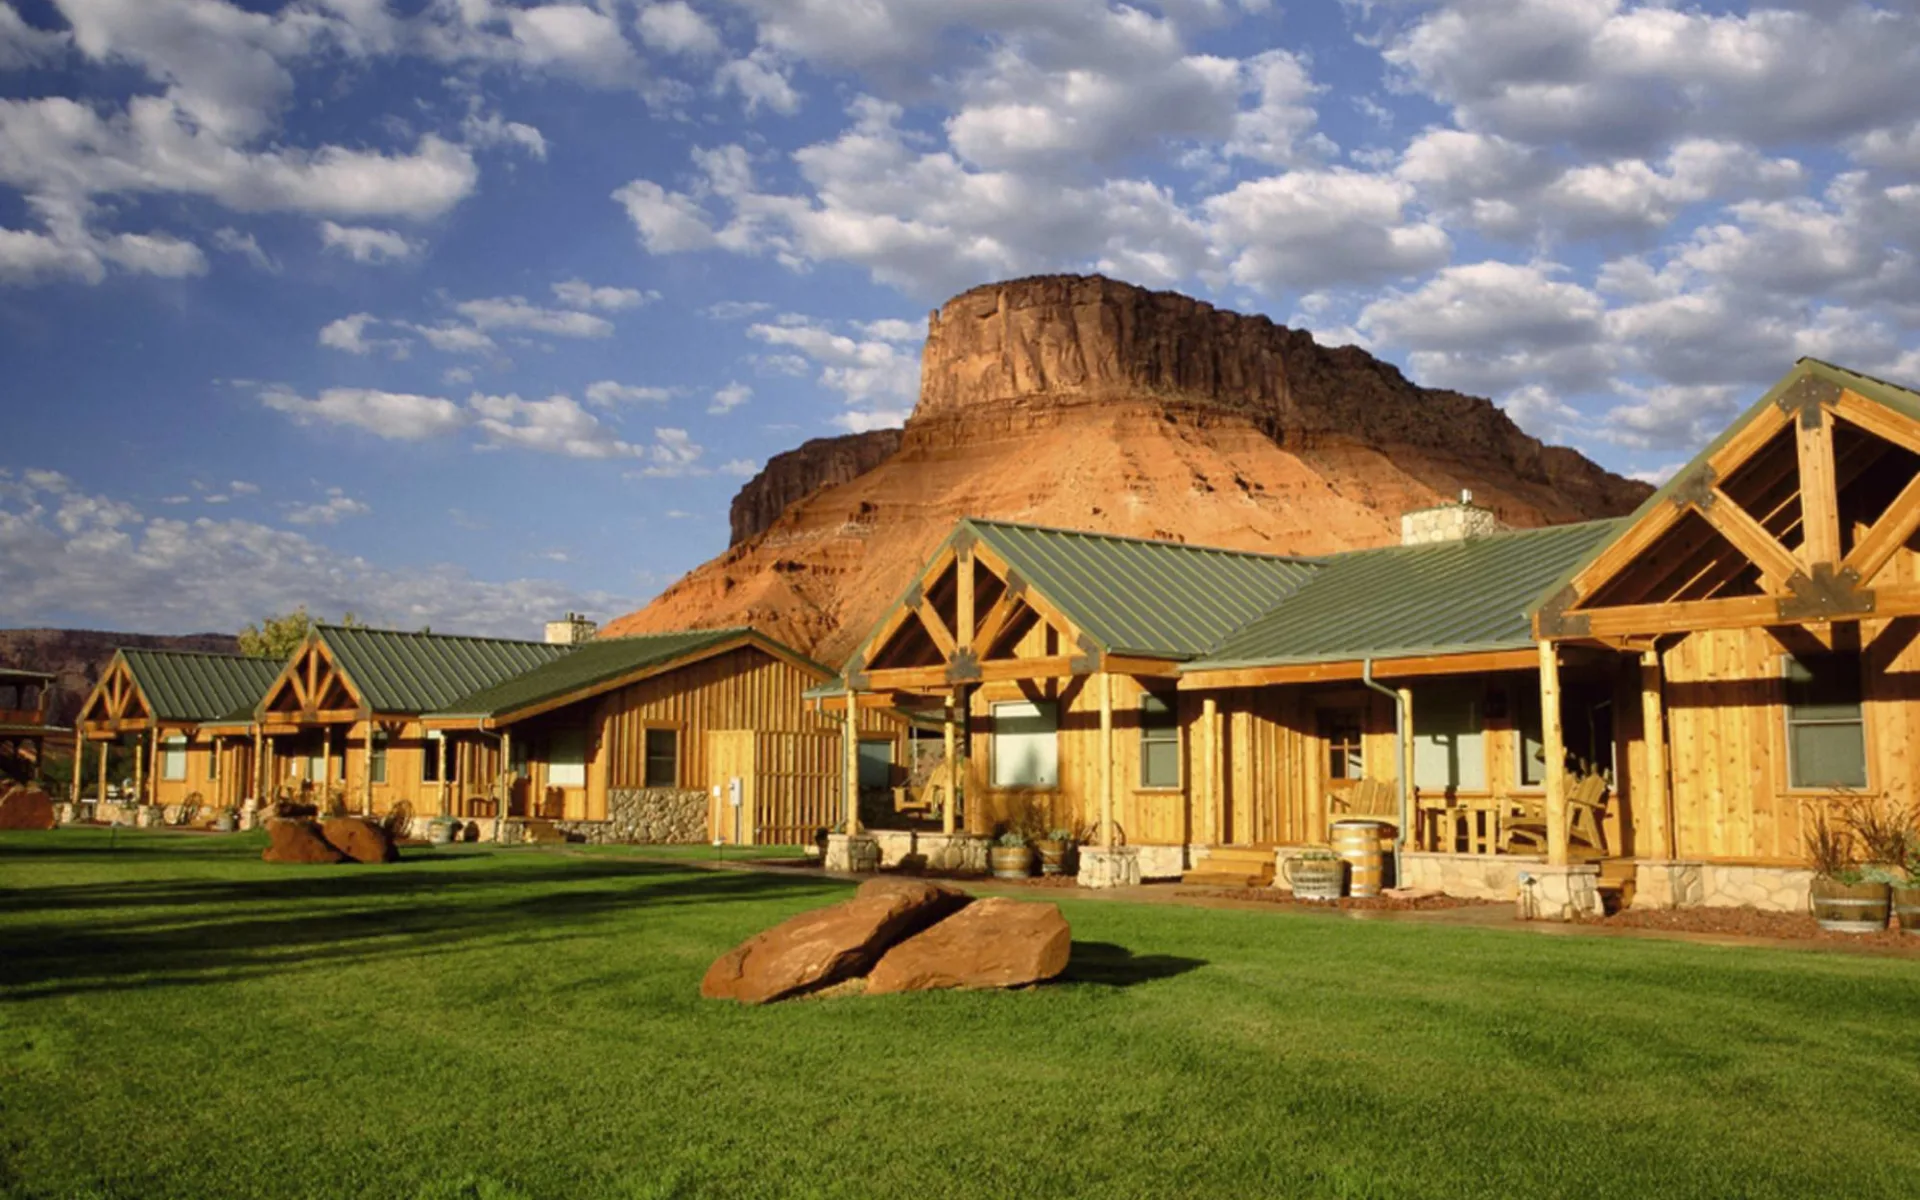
865,897,1071,995
320,817,400,864
702,878,970,1004
262,818,346,864
0,787,54,830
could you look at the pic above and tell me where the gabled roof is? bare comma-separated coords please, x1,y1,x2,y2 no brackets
961,519,1321,659
1529,357,1920,622
430,627,790,720
118,649,283,723
314,625,572,714
1188,520,1623,671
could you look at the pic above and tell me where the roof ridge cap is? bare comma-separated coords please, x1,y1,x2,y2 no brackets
963,517,1322,564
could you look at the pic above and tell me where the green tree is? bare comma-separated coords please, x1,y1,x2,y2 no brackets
237,608,360,660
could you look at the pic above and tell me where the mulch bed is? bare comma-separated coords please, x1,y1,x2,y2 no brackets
1579,906,1919,946
1173,887,1497,912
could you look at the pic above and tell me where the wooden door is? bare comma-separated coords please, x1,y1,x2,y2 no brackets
707,730,755,844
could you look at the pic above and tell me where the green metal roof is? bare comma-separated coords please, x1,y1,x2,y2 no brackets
317,625,572,714
1187,519,1625,671
429,628,766,719
961,519,1322,659
119,649,284,723
1529,357,1920,614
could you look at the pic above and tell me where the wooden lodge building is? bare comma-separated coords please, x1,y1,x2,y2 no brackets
0,665,63,787
73,650,284,814
837,360,1920,916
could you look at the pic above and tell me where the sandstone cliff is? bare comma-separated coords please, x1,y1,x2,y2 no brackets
731,429,902,545
606,275,1651,663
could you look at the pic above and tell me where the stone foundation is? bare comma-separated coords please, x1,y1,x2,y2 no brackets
867,829,991,873
1516,863,1603,921
824,832,880,873
1632,860,1705,910
1395,851,1544,901
1132,844,1188,881
1699,863,1813,912
1077,846,1142,889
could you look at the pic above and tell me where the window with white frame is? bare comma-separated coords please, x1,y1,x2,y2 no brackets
1413,684,1486,793
1785,654,1867,789
160,735,187,781
1139,693,1180,788
643,728,678,788
548,728,587,788
422,730,446,783
369,732,388,785
992,700,1058,788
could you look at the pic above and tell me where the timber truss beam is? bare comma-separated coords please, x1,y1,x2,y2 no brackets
258,636,369,726
1539,381,1920,640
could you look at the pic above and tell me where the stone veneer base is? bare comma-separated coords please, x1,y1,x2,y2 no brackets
1516,863,1603,921
824,832,881,873
1077,846,1142,889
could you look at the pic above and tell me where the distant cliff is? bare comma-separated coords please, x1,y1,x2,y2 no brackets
606,274,1651,662
0,628,239,725
730,429,903,545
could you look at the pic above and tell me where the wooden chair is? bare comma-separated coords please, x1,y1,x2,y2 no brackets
1502,774,1610,856
1329,778,1400,824
540,787,566,820
894,757,958,816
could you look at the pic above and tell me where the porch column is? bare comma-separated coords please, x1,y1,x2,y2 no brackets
362,723,374,816
1200,696,1217,846
133,729,146,806
439,734,450,818
321,731,333,808
69,731,82,805
1640,648,1673,860
843,691,861,836
252,727,264,806
497,730,511,838
1398,686,1416,849
1538,641,1570,867
942,690,958,836
97,738,107,803
1098,671,1115,849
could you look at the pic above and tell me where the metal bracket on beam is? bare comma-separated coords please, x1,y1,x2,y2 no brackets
1069,633,1102,676
1669,463,1719,512
1004,570,1028,599
946,648,982,684
951,528,977,557
1533,584,1592,640
902,580,924,609
1777,562,1874,622
1775,372,1841,428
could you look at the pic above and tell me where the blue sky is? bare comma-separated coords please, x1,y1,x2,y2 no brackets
1,0,1916,637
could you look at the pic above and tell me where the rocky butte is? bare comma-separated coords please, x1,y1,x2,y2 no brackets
605,274,1651,663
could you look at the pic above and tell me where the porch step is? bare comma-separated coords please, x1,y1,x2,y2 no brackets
1182,845,1276,889
1595,857,1636,913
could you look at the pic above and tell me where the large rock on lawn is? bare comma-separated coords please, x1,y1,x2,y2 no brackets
0,787,55,830
866,897,1071,995
262,818,347,864
702,878,970,1004
320,817,400,864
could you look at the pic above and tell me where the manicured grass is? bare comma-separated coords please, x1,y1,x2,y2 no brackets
4,830,1920,1200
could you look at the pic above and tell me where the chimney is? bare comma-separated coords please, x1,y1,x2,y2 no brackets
545,612,598,645
1400,490,1506,546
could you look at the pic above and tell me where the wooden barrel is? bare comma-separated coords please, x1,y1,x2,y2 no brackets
1893,888,1920,936
1810,879,1890,933
1332,821,1387,899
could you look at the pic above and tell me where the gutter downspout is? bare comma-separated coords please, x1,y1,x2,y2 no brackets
1361,659,1409,887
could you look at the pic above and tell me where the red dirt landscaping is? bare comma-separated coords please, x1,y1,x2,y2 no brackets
1580,906,1918,946
1173,887,1496,912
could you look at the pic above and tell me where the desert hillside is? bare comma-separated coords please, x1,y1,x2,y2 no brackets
605,275,1650,664
0,629,240,725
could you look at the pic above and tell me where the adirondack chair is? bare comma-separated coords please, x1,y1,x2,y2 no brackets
894,757,960,816
1329,777,1400,825
1502,774,1610,856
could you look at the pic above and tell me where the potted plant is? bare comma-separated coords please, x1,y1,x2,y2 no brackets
1282,848,1346,901
428,815,459,846
1806,803,1891,933
989,830,1035,880
212,807,238,833
1034,827,1076,876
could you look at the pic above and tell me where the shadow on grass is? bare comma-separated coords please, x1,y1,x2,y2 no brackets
0,860,839,1001
1062,940,1205,987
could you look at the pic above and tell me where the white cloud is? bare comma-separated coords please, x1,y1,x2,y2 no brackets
638,1,722,57
715,47,801,115
0,195,205,286
259,384,467,440
709,381,751,414
1206,168,1452,292
719,458,757,477
228,480,259,496
318,312,410,358
585,380,673,407
409,322,497,356
285,487,371,526
636,426,707,476
454,296,615,337
320,221,421,264
0,2,67,69
705,299,771,320
552,279,656,310
213,226,275,271
468,392,641,458
748,316,921,421
612,179,720,252
504,4,639,84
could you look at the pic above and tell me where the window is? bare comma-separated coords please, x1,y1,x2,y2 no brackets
1140,693,1180,788
369,732,388,785
1785,654,1867,789
1413,684,1486,793
206,741,219,782
548,729,587,788
857,740,894,790
422,731,445,783
644,728,678,788
1318,709,1364,781
161,735,187,781
992,701,1058,788
1514,687,1546,789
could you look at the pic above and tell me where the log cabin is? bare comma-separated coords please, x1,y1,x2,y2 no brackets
837,359,1920,916
72,650,283,815
0,666,62,787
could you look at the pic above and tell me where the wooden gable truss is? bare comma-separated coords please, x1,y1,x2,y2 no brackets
75,654,154,737
1537,374,1920,642
257,635,370,732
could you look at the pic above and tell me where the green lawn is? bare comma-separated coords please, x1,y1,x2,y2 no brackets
4,830,1920,1200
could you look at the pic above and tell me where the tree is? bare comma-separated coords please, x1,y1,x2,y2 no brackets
238,608,360,660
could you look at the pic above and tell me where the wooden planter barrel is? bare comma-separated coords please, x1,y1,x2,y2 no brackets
1810,878,1891,933
1893,886,1920,936
1035,839,1072,876
989,845,1036,880
1331,820,1389,899
1284,856,1346,901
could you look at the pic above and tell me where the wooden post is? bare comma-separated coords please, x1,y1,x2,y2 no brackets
321,730,333,809
1539,641,1570,868
1200,696,1218,846
133,728,146,807
499,730,513,828
70,731,82,805
1398,687,1416,850
252,727,264,806
1640,648,1673,860
1797,405,1841,567
1098,672,1115,850
439,734,450,818
956,549,975,651
942,692,958,836
844,691,861,836
97,738,107,804
363,723,374,816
